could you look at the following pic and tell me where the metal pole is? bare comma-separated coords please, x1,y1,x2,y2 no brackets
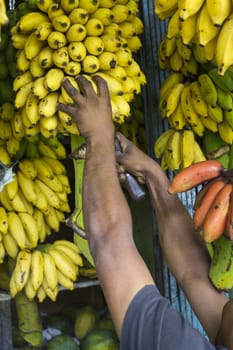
0,293,13,350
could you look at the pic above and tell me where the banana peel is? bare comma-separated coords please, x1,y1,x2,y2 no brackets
70,134,95,267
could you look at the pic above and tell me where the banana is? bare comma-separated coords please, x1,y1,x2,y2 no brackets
35,179,61,209
2,233,19,259
168,159,223,194
36,285,47,303
14,249,32,293
209,235,233,290
25,92,40,125
24,32,46,61
38,92,59,118
53,244,83,267
0,185,14,211
0,206,8,235
165,82,184,118
28,249,44,292
91,8,114,26
33,158,55,179
111,3,132,23
48,247,78,281
103,23,122,36
68,8,89,25
42,251,58,291
52,14,71,32
14,82,33,110
35,0,55,12
18,212,39,249
153,128,176,159
180,129,195,169
203,36,218,61
180,84,205,137
44,205,61,232
18,159,37,180
67,41,86,62
66,23,87,42
179,0,206,21
53,239,81,253
33,208,47,243
216,86,233,111
42,276,59,301
6,137,21,158
52,46,70,68
93,71,123,96
57,270,75,290
47,31,67,50
78,0,100,14
202,183,232,242
24,277,37,300
17,12,49,32
38,46,54,69
35,21,53,41
42,157,66,176
30,55,47,79
224,109,233,128
111,95,130,119
52,139,67,160
64,61,82,75
206,0,232,27
207,104,223,123
17,170,37,204
44,68,64,92
107,65,127,81
39,114,58,133
180,13,197,45
7,211,27,249
31,77,49,100
100,34,121,52
47,3,65,20
17,188,34,216
216,16,233,76
85,18,104,36
205,70,231,94
38,141,57,159
10,190,30,213
218,120,233,144
37,173,64,193
13,71,33,92
199,114,218,133
11,32,29,50
16,50,30,73
226,181,233,239
0,241,5,263
115,48,133,66
33,184,50,215
198,73,218,107
194,179,227,230
163,130,181,171
84,36,104,56
169,102,188,130
196,3,220,47
189,81,208,117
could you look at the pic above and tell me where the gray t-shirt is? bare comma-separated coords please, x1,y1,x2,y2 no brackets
121,285,228,350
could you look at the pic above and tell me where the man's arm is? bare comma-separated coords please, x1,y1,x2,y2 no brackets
115,132,229,343
57,76,155,337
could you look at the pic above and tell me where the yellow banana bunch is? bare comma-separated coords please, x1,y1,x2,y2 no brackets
154,128,206,171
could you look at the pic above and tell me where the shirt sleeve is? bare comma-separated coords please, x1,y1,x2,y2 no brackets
120,285,228,350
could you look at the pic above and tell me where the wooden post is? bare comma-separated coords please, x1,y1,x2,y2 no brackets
0,292,13,350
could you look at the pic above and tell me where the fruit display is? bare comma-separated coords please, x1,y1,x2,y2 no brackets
153,0,233,173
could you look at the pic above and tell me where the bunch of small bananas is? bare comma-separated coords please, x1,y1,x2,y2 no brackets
155,0,233,76
154,128,206,171
9,240,83,302
10,0,146,138
158,71,233,150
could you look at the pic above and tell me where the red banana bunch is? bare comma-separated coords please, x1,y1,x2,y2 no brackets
168,160,233,242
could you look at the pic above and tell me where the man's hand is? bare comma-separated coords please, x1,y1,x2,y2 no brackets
57,75,115,141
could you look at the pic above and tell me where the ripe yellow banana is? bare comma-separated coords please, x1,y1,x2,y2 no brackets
52,14,71,32
180,129,195,169
7,212,27,249
42,252,58,291
17,170,37,204
33,208,47,243
85,18,104,36
31,77,49,100
60,0,81,13
216,16,233,76
68,7,89,25
25,92,40,125
57,270,75,290
91,7,115,26
0,206,8,235
52,46,70,68
24,32,46,60
30,55,47,79
196,3,220,47
16,50,30,73
24,277,37,300
18,212,39,249
78,0,99,14
206,0,231,26
0,186,13,211
48,3,65,20
35,179,61,209
38,46,54,69
38,141,57,159
44,205,61,232
169,103,188,130
47,31,67,49
48,247,78,281
166,82,184,118
179,0,205,21
35,21,53,41
13,249,32,293
13,71,33,92
33,185,50,215
154,128,176,159
66,23,87,42
44,68,65,92
17,12,49,32
218,120,233,144
38,91,59,118
164,130,182,171
53,244,83,267
84,36,105,56
14,82,33,110
2,233,19,259
67,41,87,62
29,249,44,291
